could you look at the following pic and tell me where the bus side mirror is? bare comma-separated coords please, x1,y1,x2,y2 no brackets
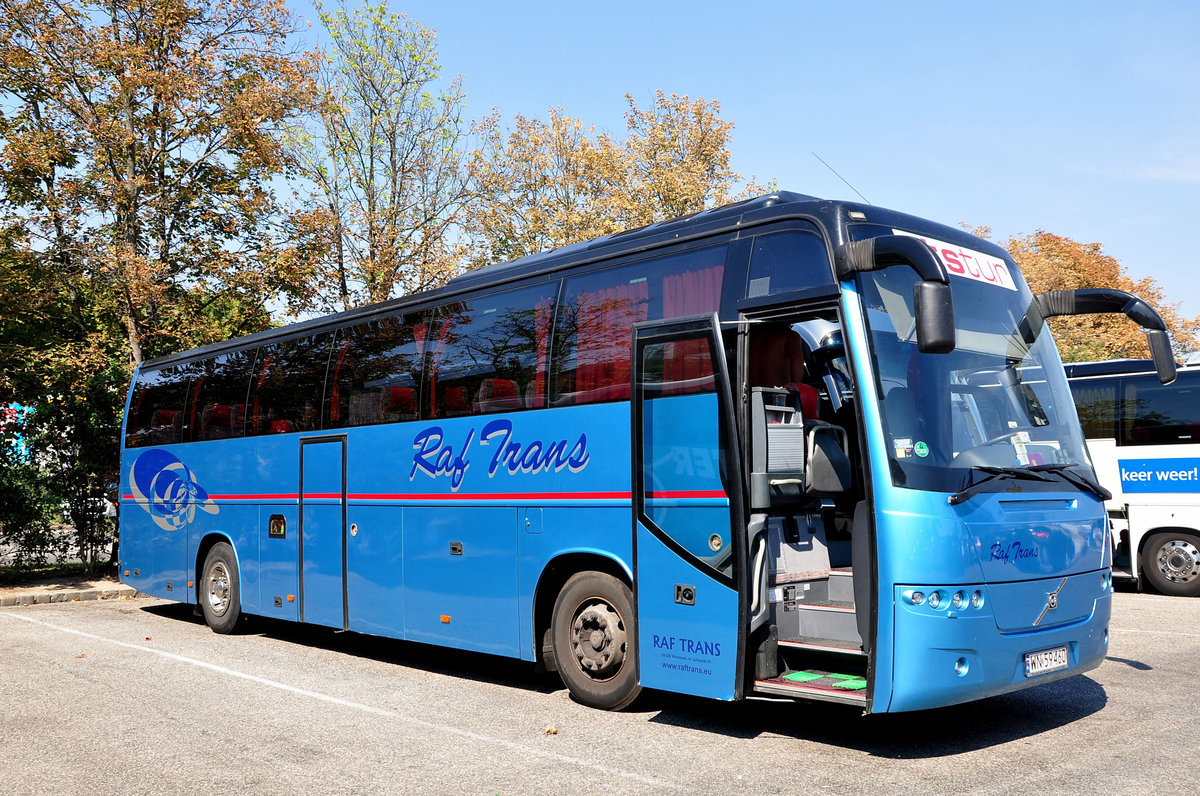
1146,329,1177,385
1033,288,1177,384
915,280,956,354
835,235,957,354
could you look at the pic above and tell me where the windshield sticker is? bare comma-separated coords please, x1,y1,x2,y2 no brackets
893,230,1017,291
893,437,913,458
914,441,929,458
1010,431,1034,466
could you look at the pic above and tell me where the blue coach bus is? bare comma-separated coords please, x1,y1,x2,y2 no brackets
119,191,1172,713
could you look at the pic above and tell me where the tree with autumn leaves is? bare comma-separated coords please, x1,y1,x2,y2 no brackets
979,228,1200,362
463,91,768,268
0,0,319,565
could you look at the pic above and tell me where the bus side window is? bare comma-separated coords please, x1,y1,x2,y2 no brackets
552,245,726,406
189,351,255,442
1123,372,1200,445
125,365,192,448
1069,380,1118,441
424,284,556,418
247,334,332,436
746,229,833,298
325,313,426,429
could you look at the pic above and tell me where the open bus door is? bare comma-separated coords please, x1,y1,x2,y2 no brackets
631,314,748,700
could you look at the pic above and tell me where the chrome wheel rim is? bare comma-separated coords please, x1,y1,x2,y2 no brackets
1156,539,1200,584
206,561,231,616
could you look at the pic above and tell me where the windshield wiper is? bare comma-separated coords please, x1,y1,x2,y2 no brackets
1028,464,1112,501
948,465,1054,506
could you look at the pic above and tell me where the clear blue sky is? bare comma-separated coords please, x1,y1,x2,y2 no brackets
294,0,1200,322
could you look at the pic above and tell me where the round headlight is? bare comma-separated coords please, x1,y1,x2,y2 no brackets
952,591,967,610
928,591,941,609
971,590,984,609
910,590,925,605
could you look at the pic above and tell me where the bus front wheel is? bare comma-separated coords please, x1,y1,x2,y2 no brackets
1141,532,1200,597
200,542,242,633
551,571,640,710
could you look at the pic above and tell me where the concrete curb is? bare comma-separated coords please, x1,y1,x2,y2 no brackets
0,584,141,607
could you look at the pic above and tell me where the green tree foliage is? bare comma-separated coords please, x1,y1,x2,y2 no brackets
292,0,471,310
0,405,68,567
0,0,319,563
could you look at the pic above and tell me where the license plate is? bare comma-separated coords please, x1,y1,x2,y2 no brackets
1024,645,1069,677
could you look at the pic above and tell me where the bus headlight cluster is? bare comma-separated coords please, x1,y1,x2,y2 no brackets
903,588,986,613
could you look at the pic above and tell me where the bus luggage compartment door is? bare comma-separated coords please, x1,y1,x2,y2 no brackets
632,315,746,701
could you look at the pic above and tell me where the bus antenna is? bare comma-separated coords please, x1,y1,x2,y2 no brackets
812,152,871,205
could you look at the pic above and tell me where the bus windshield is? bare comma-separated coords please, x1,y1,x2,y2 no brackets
856,234,1093,495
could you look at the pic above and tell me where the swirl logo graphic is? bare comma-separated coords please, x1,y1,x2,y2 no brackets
129,449,219,531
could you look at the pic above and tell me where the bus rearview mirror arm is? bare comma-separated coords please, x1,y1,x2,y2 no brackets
834,236,956,354
1032,288,1177,384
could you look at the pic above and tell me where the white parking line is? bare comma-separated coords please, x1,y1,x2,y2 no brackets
1,612,677,790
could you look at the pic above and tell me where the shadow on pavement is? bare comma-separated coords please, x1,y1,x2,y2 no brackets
141,601,1106,754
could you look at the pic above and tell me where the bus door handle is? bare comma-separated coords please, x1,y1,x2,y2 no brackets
749,536,768,614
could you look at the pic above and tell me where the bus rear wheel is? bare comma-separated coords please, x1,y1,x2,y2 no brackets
200,542,242,633
1142,532,1200,597
551,571,640,710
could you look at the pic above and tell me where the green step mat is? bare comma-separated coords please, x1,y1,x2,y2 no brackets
781,671,867,691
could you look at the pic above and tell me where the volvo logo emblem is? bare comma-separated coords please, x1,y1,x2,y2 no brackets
1033,578,1068,627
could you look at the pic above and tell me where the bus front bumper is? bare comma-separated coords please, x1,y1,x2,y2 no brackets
884,572,1112,713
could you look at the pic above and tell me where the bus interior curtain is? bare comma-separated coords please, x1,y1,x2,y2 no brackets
661,266,724,394
532,297,552,408
576,281,649,400
327,337,352,424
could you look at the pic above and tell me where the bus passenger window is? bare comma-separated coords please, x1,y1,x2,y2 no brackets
247,334,332,436
125,365,192,448
189,351,255,442
425,283,555,418
1069,381,1118,441
1122,372,1200,445
325,312,427,429
552,246,726,405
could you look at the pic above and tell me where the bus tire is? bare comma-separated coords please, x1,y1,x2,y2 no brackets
551,571,640,710
200,542,242,633
1141,532,1200,597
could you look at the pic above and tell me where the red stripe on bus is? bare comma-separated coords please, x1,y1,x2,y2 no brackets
645,490,728,499
208,494,300,500
128,489,725,503
349,491,631,501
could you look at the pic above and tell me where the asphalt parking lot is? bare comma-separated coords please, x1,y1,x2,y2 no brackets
1,588,1196,795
